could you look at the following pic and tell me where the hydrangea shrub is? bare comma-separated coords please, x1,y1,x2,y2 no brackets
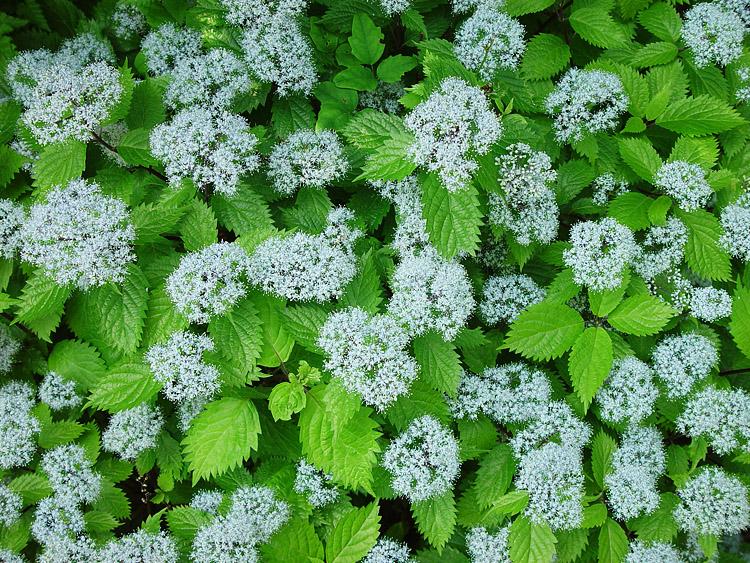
0,0,749,561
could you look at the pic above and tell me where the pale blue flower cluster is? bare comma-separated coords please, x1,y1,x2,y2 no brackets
38,371,81,411
466,525,511,563
654,161,713,211
677,386,750,455
0,381,40,469
651,333,718,398
596,357,658,425
363,538,414,563
720,192,750,260
682,2,746,68
102,403,164,461
293,458,339,507
480,274,546,325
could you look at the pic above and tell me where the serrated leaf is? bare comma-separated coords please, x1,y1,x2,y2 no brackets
422,175,482,259
208,296,262,368
505,302,584,361
179,199,218,251
569,327,613,409
88,363,162,413
339,250,383,314
730,286,750,361
47,339,106,391
677,208,731,281
182,397,261,484
656,95,745,135
212,183,274,236
412,492,457,552
262,517,325,562
608,192,652,231
521,34,570,80
639,2,681,42
326,502,380,563
8,473,52,506
342,109,408,150
629,492,679,542
126,78,166,130
509,515,557,563
377,55,418,83
413,331,462,397
591,430,617,490
570,8,629,49
141,285,190,350
14,271,70,341
607,294,675,336
282,303,327,352
505,0,555,16
38,420,85,449
358,133,417,181
32,139,86,189
118,128,159,167
598,518,628,563
251,293,295,368
268,381,306,421
618,137,662,182
0,144,26,187
555,528,589,563
166,506,213,541
271,96,315,138
474,444,515,508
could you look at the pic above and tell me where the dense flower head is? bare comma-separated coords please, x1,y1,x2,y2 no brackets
241,14,317,96
5,49,56,106
227,485,289,541
405,77,502,192
718,0,750,24
596,356,658,425
363,538,414,563
673,466,750,536
387,248,475,340
164,49,253,110
563,218,638,292
677,386,750,455
220,0,306,27
632,217,688,281
0,199,24,260
0,323,20,374
454,6,526,81
651,333,718,398
38,371,81,411
192,521,259,563
0,548,23,563
466,525,511,563
57,33,115,68
689,286,732,322
510,400,591,458
0,483,22,527
371,176,429,255
19,179,135,289
360,81,405,114
191,489,224,514
497,143,557,200
0,381,40,469
605,426,665,520
625,541,683,563
515,443,584,530
720,192,750,260
246,207,362,302
111,4,147,40
40,444,101,504
379,0,411,16
150,107,260,197
480,274,546,325
545,68,628,142
141,23,203,75
102,403,164,461
293,458,339,507
97,530,179,562
682,3,745,68
318,307,418,411
146,331,220,403
32,495,85,545
22,61,122,146
654,161,712,211
452,0,498,13
166,242,250,324
267,129,348,196
382,415,460,502
38,535,98,563
591,173,628,206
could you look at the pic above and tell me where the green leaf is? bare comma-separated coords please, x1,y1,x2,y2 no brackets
334,65,377,91
505,302,584,362
569,8,629,49
0,144,27,188
377,55,418,83
607,294,676,336
509,515,557,563
38,420,85,449
412,492,457,552
31,139,86,190
677,208,732,281
638,2,681,42
208,296,263,368
591,430,617,490
268,382,306,421
669,136,718,170
325,502,380,563
252,293,295,368
730,286,750,361
618,137,662,182
598,518,628,563
8,473,52,506
182,397,261,484
339,250,383,314
179,199,218,251
14,271,71,341
272,96,315,138
656,95,745,135
211,183,274,236
262,517,325,562
555,159,595,204
505,0,555,16
358,132,417,181
632,42,678,68
555,529,589,563
141,285,190,350
88,363,162,413
117,128,159,167
47,339,106,392
282,303,327,352
522,34,571,80
126,78,166,130
413,331,462,397
167,506,213,541
422,175,482,259
474,444,516,508
349,13,384,65
569,327,613,409
629,492,679,542
608,192,652,231
342,109,409,150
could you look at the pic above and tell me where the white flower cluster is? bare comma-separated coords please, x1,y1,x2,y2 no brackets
387,248,475,341
689,286,732,322
673,466,750,536
720,192,750,260
267,129,348,196
682,2,746,68
450,363,551,424
0,199,24,259
591,173,628,206
654,161,713,211
164,49,253,111
32,495,85,546
38,371,81,411
0,324,20,374
719,0,750,24
480,274,546,325
247,207,362,302
466,525,511,563
631,217,688,281
167,242,250,324
0,483,22,527
0,549,23,563
38,534,98,562
360,81,405,114
102,403,164,460
516,442,585,530
0,381,39,469
146,331,220,403
191,485,289,562
488,143,559,246
19,179,136,289
596,357,658,425
405,77,502,192
454,4,526,81
382,415,460,503
220,0,306,27
677,386,750,455
563,218,637,292
191,490,224,514
293,458,339,507
111,4,147,40
651,333,718,398
545,68,628,142
625,541,683,563
510,400,591,458
141,23,203,75
318,307,418,411
737,66,750,102
605,426,665,521
98,530,179,563
363,538,414,563
40,444,101,505
371,176,429,255
379,0,411,16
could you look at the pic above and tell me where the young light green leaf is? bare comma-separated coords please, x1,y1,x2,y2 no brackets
325,502,380,563
504,302,584,361
607,294,676,336
569,327,613,409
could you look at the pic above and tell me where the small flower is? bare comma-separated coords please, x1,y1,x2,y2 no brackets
591,173,628,207
682,3,745,68
19,179,136,289
293,459,339,508
596,356,658,425
0,323,20,375
32,495,85,545
191,490,224,514
360,82,405,114
405,77,502,192
654,161,712,211
371,176,429,255
382,415,460,503
677,386,750,456
40,444,101,504
219,0,306,27
625,540,683,563
38,371,81,411
0,199,24,259
141,23,203,76
146,331,220,403
150,107,260,197
545,68,628,142
563,218,638,292
454,5,525,81
56,33,115,68
632,217,688,281
102,403,164,461
720,192,750,261
111,4,147,40
673,466,750,536
689,286,732,322
363,538,414,563
466,525,511,563
651,333,718,398
510,400,591,458
480,274,546,325
267,130,348,196
98,530,179,563
5,48,56,106
318,307,418,411
0,483,22,527
0,381,40,469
